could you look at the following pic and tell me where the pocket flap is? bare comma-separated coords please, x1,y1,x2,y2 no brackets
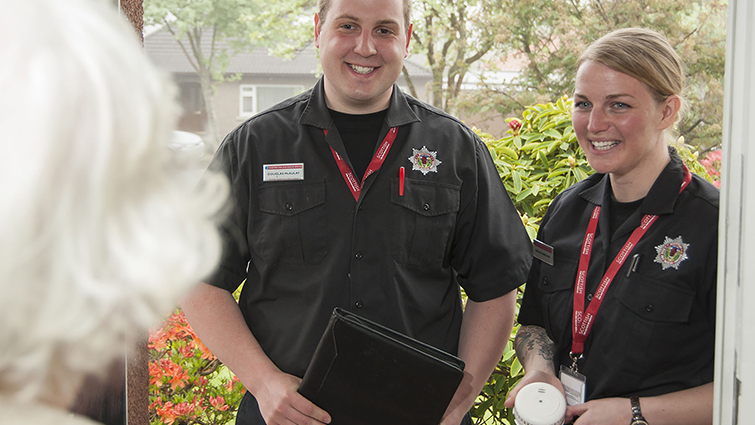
614,276,694,323
391,178,460,217
537,256,578,294
258,180,325,216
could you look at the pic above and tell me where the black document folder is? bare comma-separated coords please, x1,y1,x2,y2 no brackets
298,307,466,425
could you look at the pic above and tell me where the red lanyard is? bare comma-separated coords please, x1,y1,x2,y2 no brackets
324,127,398,201
571,165,693,356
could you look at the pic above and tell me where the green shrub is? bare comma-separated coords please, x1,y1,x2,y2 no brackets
482,96,592,239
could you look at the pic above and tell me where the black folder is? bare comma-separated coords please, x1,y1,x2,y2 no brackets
298,307,466,425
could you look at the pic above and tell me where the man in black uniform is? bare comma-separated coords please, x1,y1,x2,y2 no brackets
182,0,532,424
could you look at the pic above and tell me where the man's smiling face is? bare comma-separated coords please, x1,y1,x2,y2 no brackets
314,0,412,114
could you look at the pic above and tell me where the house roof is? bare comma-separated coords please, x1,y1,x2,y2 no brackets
144,27,432,78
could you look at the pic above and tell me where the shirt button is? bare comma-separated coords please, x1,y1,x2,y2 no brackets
645,304,654,313
355,301,363,309
423,203,430,211
285,203,293,211
587,294,593,301
542,278,548,286
355,252,363,260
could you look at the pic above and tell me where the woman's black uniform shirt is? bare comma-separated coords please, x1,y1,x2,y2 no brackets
519,148,719,399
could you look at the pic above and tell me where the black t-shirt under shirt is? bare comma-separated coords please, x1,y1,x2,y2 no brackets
608,194,644,236
329,108,387,180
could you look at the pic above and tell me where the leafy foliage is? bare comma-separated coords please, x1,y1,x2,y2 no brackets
450,0,727,150
467,98,586,424
143,0,315,148
481,96,591,239
149,310,245,425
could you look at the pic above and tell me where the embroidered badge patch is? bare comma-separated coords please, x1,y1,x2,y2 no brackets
654,236,689,270
408,146,442,175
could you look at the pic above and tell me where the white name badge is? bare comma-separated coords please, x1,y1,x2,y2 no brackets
533,239,555,266
263,163,304,181
560,365,587,406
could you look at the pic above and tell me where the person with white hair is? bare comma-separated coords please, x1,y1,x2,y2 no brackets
0,0,228,422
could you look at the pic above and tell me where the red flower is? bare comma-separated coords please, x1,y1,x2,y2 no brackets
148,327,169,352
172,401,198,417
508,119,522,132
149,361,164,386
155,358,190,390
179,344,194,359
168,368,190,391
194,335,215,360
149,396,163,410
210,395,230,411
156,402,179,425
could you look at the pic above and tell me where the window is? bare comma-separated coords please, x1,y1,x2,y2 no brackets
240,84,305,117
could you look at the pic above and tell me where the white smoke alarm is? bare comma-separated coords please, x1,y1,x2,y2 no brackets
513,382,567,425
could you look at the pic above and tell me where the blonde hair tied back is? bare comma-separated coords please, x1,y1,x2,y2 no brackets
577,27,687,123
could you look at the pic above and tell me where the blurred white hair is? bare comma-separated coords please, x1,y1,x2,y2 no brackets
0,0,228,404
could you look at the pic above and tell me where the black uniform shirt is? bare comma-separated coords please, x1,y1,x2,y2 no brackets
207,78,532,378
519,148,719,399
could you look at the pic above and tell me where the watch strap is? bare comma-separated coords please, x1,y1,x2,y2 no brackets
630,396,648,424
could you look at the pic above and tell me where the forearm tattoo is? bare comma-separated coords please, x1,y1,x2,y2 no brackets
515,325,556,367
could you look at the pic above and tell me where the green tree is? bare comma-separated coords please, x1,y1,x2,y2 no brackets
428,0,727,150
144,0,314,149
407,0,508,113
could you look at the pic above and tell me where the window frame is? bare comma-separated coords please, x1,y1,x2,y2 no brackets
239,84,305,118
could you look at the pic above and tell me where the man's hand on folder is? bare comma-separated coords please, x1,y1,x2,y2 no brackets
256,370,331,425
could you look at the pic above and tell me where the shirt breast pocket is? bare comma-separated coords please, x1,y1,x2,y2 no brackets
389,178,460,269
614,275,695,324
536,256,579,342
610,274,695,375
256,179,327,265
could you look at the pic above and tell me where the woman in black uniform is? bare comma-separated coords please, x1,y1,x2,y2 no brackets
506,28,718,425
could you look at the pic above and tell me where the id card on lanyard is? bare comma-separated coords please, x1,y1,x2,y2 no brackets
560,165,692,405
324,127,398,201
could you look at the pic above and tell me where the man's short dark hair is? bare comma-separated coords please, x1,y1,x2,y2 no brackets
317,0,412,32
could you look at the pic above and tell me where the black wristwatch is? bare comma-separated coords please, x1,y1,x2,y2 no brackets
630,396,649,425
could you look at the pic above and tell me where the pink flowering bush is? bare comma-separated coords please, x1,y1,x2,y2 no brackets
700,149,722,188
149,310,245,425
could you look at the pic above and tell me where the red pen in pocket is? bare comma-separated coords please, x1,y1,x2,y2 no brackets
399,166,405,196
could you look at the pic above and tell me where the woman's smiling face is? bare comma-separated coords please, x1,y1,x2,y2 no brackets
572,60,676,182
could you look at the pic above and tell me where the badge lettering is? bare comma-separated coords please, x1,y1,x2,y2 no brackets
263,163,304,181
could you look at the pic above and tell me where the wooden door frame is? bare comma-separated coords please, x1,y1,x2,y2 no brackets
118,3,148,423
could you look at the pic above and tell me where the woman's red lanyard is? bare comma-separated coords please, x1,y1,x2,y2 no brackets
324,127,399,201
570,164,693,367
